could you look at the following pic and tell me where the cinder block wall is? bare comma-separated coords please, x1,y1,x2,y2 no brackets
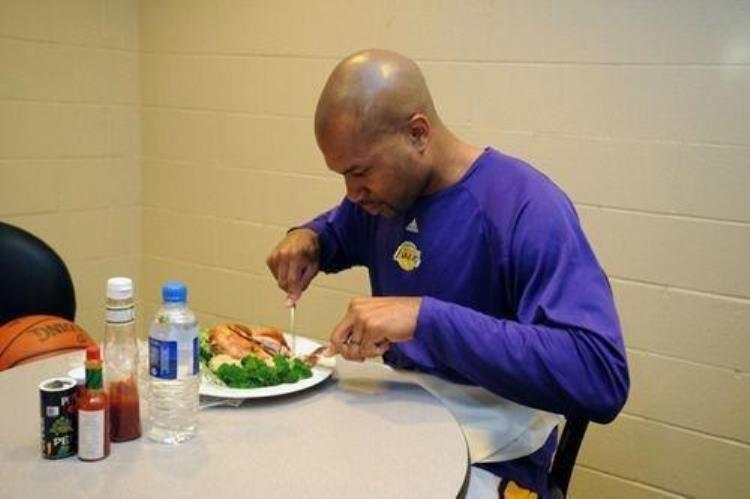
0,0,141,339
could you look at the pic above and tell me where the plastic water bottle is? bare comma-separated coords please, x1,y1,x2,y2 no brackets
147,281,199,444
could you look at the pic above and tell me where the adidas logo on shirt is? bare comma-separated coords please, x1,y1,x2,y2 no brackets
405,218,419,233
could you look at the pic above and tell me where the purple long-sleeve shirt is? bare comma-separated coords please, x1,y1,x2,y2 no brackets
306,146,628,425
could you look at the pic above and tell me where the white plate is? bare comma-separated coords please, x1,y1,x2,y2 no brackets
199,335,335,399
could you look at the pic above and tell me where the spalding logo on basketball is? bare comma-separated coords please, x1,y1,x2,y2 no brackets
0,315,95,371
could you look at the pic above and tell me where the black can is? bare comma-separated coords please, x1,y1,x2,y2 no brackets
39,376,78,459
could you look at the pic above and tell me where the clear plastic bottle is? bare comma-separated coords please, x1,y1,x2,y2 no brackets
147,281,199,444
103,277,141,442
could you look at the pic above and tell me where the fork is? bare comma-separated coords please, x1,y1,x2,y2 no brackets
199,397,244,410
303,344,333,367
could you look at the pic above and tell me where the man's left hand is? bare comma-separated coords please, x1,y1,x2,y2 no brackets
329,296,422,361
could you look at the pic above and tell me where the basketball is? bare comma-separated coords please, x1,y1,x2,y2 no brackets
0,315,95,371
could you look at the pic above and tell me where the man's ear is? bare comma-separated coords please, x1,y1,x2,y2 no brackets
407,114,431,151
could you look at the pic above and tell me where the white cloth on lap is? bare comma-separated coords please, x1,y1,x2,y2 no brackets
467,465,502,498
391,366,563,463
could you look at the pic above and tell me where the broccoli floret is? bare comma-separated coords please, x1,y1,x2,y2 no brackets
199,328,213,364
214,352,313,388
216,363,251,388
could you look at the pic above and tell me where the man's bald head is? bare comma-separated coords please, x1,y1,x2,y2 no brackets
314,49,441,146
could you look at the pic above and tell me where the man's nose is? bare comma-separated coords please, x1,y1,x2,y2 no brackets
345,177,364,203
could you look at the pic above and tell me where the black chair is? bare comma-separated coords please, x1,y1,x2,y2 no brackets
0,221,76,326
548,417,589,498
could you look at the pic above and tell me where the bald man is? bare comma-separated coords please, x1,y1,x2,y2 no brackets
267,49,629,498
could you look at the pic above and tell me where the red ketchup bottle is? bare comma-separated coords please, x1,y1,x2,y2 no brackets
104,277,142,442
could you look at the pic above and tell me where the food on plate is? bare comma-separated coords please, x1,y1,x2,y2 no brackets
206,354,241,372
208,323,290,360
200,323,313,389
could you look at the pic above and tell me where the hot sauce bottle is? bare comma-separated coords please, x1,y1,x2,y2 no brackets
78,345,110,461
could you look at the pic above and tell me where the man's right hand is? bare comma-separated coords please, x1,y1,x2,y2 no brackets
266,228,321,304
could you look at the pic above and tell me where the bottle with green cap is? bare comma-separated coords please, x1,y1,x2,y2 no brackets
147,281,199,444
78,345,110,461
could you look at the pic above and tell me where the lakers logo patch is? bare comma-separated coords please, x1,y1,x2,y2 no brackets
393,241,421,271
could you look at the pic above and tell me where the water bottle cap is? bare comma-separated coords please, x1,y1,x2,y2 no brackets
162,281,187,303
107,277,133,300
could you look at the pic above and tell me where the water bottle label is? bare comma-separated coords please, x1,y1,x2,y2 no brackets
193,337,199,375
149,337,177,380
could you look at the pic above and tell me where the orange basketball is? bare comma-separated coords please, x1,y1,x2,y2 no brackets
0,315,95,371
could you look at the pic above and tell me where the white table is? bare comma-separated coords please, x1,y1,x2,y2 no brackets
0,351,469,498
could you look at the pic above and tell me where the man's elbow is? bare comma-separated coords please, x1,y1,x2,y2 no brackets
587,365,630,424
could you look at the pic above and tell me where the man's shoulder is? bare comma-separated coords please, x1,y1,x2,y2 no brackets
465,147,571,219
455,147,581,258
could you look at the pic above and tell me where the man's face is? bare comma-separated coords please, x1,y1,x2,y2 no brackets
318,117,425,218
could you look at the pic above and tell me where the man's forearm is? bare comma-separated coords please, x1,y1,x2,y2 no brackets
413,296,630,423
302,201,370,273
